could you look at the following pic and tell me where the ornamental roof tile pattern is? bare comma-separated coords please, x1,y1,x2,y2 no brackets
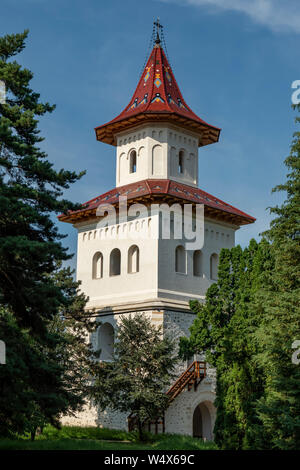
95,44,221,147
58,179,255,225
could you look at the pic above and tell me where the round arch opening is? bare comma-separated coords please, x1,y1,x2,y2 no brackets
192,401,214,441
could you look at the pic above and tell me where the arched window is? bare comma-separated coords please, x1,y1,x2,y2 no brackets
210,253,219,281
175,245,186,273
98,323,114,361
129,150,137,173
128,245,139,274
110,248,121,276
92,252,103,279
152,144,163,175
193,250,202,277
178,150,184,174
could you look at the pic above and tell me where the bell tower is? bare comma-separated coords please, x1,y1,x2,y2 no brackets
59,21,255,436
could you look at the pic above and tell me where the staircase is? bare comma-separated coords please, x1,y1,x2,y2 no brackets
167,361,206,402
128,361,206,433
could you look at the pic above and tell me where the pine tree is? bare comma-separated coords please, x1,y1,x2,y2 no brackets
0,31,94,437
91,314,177,441
0,31,85,336
253,105,300,449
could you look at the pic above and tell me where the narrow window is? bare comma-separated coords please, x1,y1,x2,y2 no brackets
178,150,184,174
175,245,186,274
110,248,121,276
92,252,103,279
193,250,202,277
129,150,137,173
210,253,219,281
128,245,139,274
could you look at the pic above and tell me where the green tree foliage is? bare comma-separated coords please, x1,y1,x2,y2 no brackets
0,31,94,437
252,105,300,450
91,314,177,441
0,30,85,336
180,105,300,450
0,265,96,439
179,240,272,449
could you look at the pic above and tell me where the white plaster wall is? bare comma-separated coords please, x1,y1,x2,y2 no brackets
158,218,236,303
115,124,199,188
76,216,159,310
76,213,236,311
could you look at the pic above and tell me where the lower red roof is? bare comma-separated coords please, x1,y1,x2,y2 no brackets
58,179,255,226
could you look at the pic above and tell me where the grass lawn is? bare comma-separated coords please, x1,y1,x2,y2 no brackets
0,426,218,450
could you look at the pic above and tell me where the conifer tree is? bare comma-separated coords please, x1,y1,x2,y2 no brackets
0,31,94,436
253,105,300,449
0,31,85,336
180,105,300,450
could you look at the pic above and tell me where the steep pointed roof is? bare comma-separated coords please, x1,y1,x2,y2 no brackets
95,43,221,147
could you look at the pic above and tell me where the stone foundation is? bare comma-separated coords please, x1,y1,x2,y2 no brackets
61,308,216,438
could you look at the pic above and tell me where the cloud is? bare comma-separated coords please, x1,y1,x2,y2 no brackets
159,0,300,33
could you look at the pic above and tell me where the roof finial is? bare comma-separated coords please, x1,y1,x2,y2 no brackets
154,17,163,46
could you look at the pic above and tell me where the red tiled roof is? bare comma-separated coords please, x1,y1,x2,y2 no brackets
58,179,255,225
95,44,221,147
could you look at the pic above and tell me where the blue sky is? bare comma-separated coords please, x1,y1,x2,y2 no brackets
1,0,299,270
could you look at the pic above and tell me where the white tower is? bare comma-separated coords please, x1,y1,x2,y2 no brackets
59,23,255,438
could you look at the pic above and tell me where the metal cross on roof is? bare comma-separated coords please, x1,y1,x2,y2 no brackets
154,17,163,44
